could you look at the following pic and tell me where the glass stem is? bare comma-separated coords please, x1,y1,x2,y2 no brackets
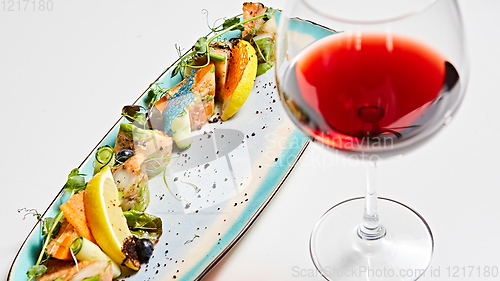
357,160,386,240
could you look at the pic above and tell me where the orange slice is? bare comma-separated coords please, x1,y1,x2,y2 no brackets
221,40,257,121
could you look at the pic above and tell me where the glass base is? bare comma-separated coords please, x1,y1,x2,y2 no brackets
310,197,433,281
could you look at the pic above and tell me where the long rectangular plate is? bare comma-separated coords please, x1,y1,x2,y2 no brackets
6,12,330,281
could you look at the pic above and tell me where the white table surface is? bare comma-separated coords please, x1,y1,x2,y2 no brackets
1,0,499,280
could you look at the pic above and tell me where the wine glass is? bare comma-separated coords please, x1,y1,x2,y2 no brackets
275,0,467,280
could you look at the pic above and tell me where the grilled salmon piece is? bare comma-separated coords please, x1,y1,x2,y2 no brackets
111,153,149,212
46,218,80,261
114,123,173,178
38,260,113,281
242,2,277,76
161,64,217,130
209,41,232,99
191,62,216,126
242,2,267,39
242,2,277,40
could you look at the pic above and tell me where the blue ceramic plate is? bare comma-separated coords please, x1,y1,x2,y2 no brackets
8,14,335,281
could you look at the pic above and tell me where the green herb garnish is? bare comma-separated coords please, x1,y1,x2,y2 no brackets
63,168,86,194
25,168,86,280
26,264,47,280
123,210,163,244
122,105,148,127
25,210,64,281
169,8,277,79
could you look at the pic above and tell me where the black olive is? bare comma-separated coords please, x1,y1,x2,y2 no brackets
135,238,154,264
116,149,135,163
146,106,164,131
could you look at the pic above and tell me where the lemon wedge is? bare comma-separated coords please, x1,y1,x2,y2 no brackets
85,166,140,271
221,40,258,121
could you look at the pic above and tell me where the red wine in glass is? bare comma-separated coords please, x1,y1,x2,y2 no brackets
281,33,459,155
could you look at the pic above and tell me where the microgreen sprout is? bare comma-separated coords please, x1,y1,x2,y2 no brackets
18,208,42,221
162,168,185,202
169,8,277,79
180,179,201,193
25,168,86,280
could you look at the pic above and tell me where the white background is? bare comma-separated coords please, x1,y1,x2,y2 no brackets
1,0,499,280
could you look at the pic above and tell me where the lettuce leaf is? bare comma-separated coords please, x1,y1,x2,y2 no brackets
123,210,163,244
254,37,275,76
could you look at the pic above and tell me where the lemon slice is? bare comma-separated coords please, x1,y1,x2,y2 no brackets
221,40,258,121
85,166,140,270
